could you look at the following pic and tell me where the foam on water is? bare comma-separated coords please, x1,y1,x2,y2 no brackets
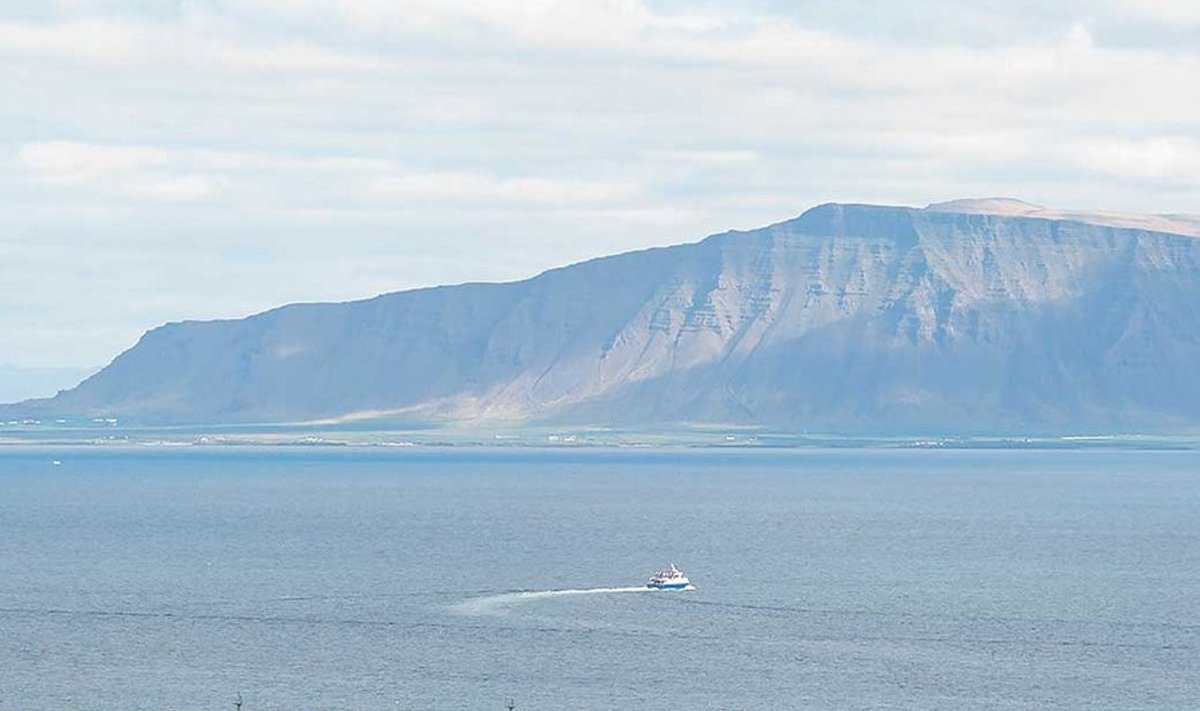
452,586,661,616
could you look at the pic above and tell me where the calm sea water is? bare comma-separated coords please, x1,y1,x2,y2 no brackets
1,446,1197,710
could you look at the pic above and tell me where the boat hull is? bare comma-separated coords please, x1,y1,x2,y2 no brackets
646,581,693,590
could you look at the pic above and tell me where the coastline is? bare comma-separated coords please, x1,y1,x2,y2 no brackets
3,423,1198,451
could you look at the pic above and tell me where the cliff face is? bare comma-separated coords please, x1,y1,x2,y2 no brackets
10,200,1200,432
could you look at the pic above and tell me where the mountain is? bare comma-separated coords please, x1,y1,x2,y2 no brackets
7,199,1200,433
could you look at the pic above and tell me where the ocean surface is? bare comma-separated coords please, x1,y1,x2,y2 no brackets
1,446,1197,711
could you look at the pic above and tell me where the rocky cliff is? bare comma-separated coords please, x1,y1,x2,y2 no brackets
8,199,1200,432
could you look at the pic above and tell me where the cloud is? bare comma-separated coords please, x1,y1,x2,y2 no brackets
238,0,731,53
17,141,184,180
1110,0,1200,26
370,173,640,204
648,149,760,165
210,41,395,71
14,141,640,208
1064,136,1200,186
15,142,226,202
0,15,392,72
0,18,143,60
2,0,1200,369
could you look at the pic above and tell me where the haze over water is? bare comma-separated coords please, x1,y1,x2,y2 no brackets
2,447,1197,710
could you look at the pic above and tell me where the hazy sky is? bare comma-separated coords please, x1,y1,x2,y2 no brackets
3,0,1199,370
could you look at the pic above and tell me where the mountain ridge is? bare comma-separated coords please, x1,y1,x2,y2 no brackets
7,199,1200,433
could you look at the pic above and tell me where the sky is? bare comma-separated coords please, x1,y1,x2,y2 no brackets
2,0,1199,380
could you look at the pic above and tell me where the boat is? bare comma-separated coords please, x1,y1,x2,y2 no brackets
646,563,693,590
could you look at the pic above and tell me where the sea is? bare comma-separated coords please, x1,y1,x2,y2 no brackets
1,446,1197,711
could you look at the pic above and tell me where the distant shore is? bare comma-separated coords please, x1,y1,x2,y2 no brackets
2,422,1198,451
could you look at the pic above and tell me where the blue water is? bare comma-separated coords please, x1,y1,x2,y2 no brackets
1,447,1197,710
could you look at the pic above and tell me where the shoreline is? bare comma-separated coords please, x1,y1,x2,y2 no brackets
2,429,1198,451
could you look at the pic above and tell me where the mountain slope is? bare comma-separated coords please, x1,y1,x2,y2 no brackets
8,199,1200,432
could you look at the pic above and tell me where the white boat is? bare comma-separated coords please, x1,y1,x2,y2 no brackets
646,563,693,590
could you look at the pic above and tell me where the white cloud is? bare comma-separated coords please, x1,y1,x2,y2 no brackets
0,15,392,72
238,0,731,52
370,173,640,204
121,174,226,202
17,141,172,181
649,149,760,165
208,41,395,71
0,19,143,60
2,0,1200,368
16,142,226,202
1064,136,1200,185
14,141,640,208
1110,0,1200,26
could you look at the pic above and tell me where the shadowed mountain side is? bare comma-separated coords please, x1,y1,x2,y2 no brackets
6,200,1200,432
8,244,692,424
540,281,1200,434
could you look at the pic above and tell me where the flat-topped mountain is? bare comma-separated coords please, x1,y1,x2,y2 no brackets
7,199,1200,433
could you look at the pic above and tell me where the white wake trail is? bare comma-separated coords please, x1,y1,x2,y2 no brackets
452,586,656,616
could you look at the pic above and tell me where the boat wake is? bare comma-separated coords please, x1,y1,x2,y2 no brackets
451,586,660,616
